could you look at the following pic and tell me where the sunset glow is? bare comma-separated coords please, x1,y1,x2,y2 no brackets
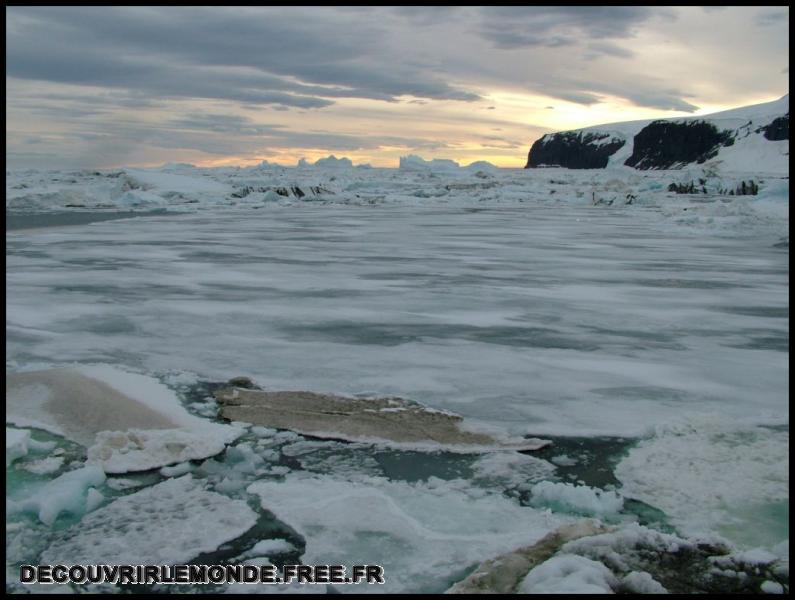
6,6,788,169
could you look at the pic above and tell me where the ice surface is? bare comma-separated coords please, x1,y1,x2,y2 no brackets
40,475,257,565
5,158,788,578
6,202,787,440
518,554,618,593
615,415,789,548
248,472,569,593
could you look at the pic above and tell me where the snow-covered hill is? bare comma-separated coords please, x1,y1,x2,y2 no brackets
526,95,789,175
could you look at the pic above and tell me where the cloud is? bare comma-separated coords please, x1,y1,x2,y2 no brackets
6,7,481,107
755,8,789,27
475,6,673,50
5,6,786,168
586,42,636,60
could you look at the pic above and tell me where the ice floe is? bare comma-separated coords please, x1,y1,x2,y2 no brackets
6,366,243,473
248,471,569,593
216,386,549,452
615,415,789,548
87,428,229,474
40,475,257,564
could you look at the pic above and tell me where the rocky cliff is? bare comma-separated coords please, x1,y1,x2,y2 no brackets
525,95,789,172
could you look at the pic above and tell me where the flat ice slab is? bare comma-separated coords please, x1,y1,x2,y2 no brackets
216,387,549,452
6,367,241,472
40,475,257,565
6,368,180,445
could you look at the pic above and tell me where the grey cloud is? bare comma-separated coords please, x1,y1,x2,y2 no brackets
586,42,636,60
755,9,789,27
6,7,481,106
476,6,673,50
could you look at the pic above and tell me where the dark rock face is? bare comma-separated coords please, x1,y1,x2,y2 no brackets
762,113,789,140
624,120,734,169
525,132,625,169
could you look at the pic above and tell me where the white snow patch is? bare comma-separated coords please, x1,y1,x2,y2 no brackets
519,553,618,594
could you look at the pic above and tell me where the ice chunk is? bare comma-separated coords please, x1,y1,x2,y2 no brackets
8,465,106,525
519,554,618,594
620,571,668,594
159,461,193,477
761,580,784,594
530,481,624,519
471,451,557,490
22,456,65,475
87,428,229,474
550,454,578,467
84,487,105,512
6,427,31,466
40,475,257,565
248,472,568,593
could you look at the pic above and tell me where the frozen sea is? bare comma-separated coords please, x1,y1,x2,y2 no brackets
5,165,790,593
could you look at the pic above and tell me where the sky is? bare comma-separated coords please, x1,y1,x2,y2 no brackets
5,6,789,169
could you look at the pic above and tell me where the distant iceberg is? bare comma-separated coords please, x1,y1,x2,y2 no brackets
297,155,356,168
399,154,460,171
399,154,498,172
